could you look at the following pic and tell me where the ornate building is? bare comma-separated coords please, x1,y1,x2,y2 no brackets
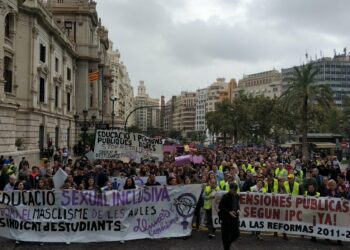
0,0,134,163
134,81,160,132
0,0,77,163
235,69,283,98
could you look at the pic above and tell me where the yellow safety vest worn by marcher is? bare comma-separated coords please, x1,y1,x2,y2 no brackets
203,185,220,210
219,180,240,193
305,191,320,198
264,179,278,193
294,169,304,184
6,164,16,177
220,180,228,191
284,181,300,196
275,168,287,178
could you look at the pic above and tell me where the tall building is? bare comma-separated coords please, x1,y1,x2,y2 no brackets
172,91,196,135
206,78,229,113
228,79,238,102
282,55,350,107
134,81,160,132
0,0,77,163
46,0,115,133
0,0,133,162
108,42,134,128
235,69,282,98
195,88,208,132
163,96,176,133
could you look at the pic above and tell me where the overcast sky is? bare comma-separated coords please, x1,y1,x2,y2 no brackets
97,0,350,99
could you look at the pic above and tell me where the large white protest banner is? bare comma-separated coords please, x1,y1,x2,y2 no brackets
212,192,350,241
0,185,201,242
94,130,164,162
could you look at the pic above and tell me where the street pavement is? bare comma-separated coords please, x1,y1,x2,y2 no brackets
0,231,349,250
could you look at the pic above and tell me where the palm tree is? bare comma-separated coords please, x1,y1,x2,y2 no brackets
280,63,333,159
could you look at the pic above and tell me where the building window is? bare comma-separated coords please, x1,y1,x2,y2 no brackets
58,0,64,3
5,14,11,39
67,127,70,149
55,127,59,149
3,56,12,93
55,86,59,107
39,77,45,102
67,67,71,81
67,92,71,111
40,44,46,63
39,125,45,151
55,57,59,72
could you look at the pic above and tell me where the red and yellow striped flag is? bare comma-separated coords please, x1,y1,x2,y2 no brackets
89,71,99,81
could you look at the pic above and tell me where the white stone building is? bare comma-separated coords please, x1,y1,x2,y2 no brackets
134,81,160,132
206,78,229,113
0,0,134,163
235,70,283,98
108,42,135,128
195,88,207,132
0,0,77,163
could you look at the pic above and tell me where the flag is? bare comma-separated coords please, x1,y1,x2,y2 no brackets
89,70,99,81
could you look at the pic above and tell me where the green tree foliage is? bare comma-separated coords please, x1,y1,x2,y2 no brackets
127,125,142,133
279,63,333,158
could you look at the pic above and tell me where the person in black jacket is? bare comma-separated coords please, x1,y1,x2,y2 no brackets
218,183,240,250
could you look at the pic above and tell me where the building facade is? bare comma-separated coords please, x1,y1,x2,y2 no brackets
108,42,134,128
172,91,196,135
134,81,160,132
235,69,283,98
282,55,350,107
0,0,134,163
195,88,207,132
163,96,176,133
0,0,77,163
46,0,115,135
206,78,229,113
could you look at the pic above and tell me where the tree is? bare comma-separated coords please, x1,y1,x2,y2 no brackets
127,125,142,133
279,63,333,158
206,111,221,143
167,130,183,141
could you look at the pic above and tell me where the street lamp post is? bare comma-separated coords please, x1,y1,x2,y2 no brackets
347,115,350,159
124,105,160,131
91,114,97,134
82,109,88,149
73,113,79,146
110,96,118,130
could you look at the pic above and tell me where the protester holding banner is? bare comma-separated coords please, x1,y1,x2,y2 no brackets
123,177,136,190
145,174,161,186
193,175,206,231
204,178,219,238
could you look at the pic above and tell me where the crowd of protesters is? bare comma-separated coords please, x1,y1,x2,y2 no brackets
0,145,350,246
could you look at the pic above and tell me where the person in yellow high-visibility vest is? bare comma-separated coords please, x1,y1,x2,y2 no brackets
220,174,241,193
220,173,230,191
275,163,288,179
264,174,278,193
219,161,227,172
204,178,220,238
284,174,302,196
